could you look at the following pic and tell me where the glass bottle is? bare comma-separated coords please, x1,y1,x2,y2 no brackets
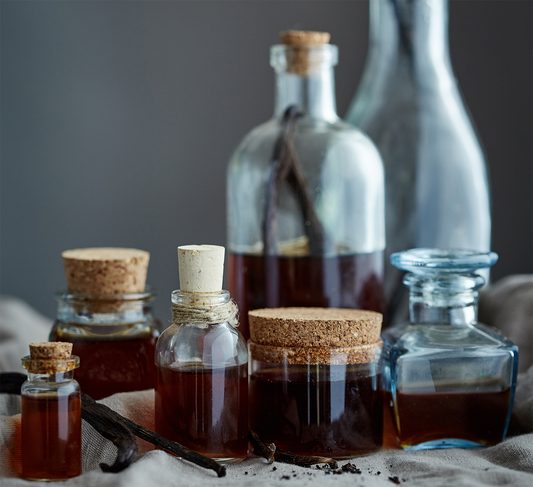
155,245,248,463
50,247,162,400
227,30,385,340
21,342,81,480
346,0,491,325
382,249,518,450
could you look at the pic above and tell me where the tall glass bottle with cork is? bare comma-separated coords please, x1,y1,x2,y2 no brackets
346,0,491,324
155,245,248,463
227,30,386,339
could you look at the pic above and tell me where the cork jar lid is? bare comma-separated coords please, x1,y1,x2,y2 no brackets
249,307,382,348
62,247,149,295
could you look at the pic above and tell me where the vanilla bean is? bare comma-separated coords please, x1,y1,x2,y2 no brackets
263,105,332,257
1,373,226,478
248,431,338,469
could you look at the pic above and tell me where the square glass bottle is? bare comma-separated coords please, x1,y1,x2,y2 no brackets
382,249,518,450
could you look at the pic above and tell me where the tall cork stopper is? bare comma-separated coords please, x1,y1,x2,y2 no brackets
249,307,383,365
178,245,225,293
62,247,150,295
279,30,331,75
24,342,77,374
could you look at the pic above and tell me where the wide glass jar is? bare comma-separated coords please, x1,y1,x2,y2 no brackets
50,289,161,400
382,249,518,450
227,31,385,339
248,307,383,459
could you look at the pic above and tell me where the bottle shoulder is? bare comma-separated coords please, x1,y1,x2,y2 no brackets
156,322,248,367
383,322,518,356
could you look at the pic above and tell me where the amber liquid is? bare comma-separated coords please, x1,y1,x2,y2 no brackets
229,252,384,340
249,364,383,458
51,326,159,400
21,392,81,480
394,389,512,448
155,364,248,460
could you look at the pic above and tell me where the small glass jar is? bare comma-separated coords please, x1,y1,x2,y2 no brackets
21,349,81,480
50,289,161,400
248,308,383,459
382,249,519,450
155,290,248,463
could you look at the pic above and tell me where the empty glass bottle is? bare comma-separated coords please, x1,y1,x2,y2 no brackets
346,0,491,324
228,30,385,339
382,249,518,450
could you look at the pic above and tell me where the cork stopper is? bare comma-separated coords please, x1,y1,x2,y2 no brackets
23,342,78,374
280,30,330,46
30,342,72,360
178,245,225,293
249,307,383,365
62,247,150,295
279,30,331,75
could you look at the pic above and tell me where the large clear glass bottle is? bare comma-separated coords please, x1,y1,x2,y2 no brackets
382,249,518,450
155,245,248,463
346,0,491,324
228,31,385,340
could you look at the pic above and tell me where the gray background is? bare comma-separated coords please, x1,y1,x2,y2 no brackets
1,0,532,326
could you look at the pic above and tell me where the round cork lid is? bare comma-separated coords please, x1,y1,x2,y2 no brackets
62,247,149,294
30,342,73,360
249,307,382,348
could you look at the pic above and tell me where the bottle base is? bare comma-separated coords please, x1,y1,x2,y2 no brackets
401,439,494,451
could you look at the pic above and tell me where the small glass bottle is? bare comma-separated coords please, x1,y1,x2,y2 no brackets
50,248,161,400
248,307,383,459
21,342,81,480
227,30,385,340
346,0,491,325
382,249,518,450
155,245,248,463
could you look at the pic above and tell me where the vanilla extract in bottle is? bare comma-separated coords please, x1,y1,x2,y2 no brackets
227,30,385,340
50,248,161,400
21,342,81,481
382,249,518,450
248,307,383,459
155,245,248,463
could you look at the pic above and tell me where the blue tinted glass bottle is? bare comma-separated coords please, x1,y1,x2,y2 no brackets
382,249,518,450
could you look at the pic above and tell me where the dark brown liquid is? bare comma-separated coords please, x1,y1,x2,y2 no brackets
155,364,248,460
229,252,384,340
394,389,512,448
249,364,382,458
51,327,158,400
22,392,81,480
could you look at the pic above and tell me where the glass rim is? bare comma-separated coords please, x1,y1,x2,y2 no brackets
391,248,498,273
21,354,80,371
55,286,157,302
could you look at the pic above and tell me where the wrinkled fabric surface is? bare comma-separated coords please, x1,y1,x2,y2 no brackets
1,284,532,486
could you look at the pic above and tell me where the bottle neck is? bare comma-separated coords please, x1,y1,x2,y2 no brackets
274,67,338,121
405,273,483,326
368,0,453,81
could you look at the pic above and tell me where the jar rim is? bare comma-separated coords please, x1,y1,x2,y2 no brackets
55,286,157,303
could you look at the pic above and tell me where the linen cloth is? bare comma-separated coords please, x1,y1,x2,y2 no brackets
1,279,532,487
